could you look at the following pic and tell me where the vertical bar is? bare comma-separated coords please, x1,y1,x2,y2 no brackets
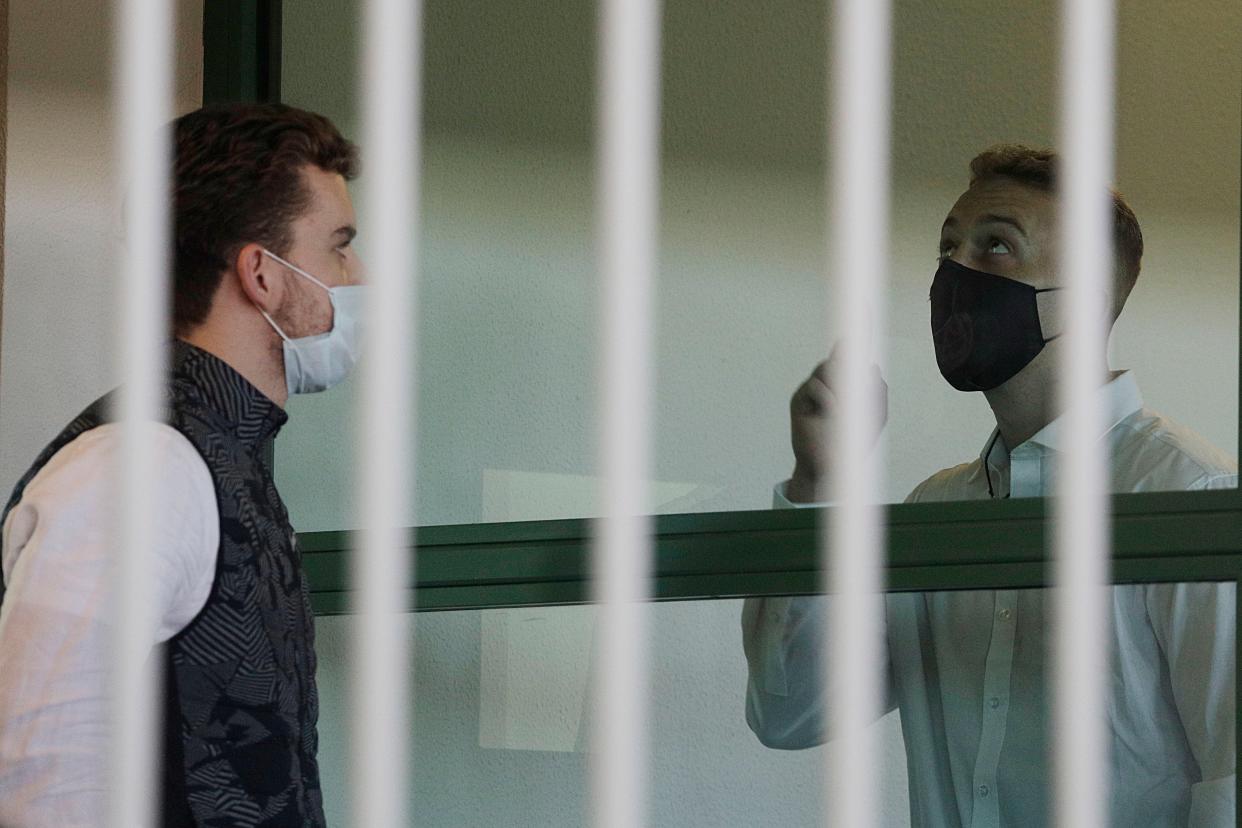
201,1,281,106
593,0,660,824
0,0,7,393
351,0,420,825
112,0,173,825
1236,88,1241,828
1054,0,1114,826
824,0,891,825
257,0,283,103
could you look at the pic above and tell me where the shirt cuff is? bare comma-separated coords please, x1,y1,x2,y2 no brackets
773,480,829,509
1188,775,1235,827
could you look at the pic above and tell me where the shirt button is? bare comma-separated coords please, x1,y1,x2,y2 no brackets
978,784,990,798
988,697,1001,709
998,608,1012,620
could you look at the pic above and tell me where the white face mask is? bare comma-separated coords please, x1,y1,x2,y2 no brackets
258,248,365,396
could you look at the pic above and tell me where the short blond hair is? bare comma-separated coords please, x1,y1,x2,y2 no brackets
969,144,1143,317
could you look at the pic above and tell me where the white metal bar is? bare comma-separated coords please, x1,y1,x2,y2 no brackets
111,0,173,825
824,0,892,825
352,0,421,825
1054,0,1115,825
593,0,661,824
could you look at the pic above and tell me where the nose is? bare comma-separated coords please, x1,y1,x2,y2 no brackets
343,249,367,286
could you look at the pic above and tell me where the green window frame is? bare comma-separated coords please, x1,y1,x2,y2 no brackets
203,0,1242,817
297,490,1242,613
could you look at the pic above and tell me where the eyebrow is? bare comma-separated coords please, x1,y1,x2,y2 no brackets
333,225,357,243
938,215,1028,238
941,214,1027,238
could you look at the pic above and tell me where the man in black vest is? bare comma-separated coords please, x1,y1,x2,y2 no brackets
0,103,362,826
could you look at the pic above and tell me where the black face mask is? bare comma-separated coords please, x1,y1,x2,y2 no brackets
929,258,1060,392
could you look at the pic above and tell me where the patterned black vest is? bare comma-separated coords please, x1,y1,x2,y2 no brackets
0,341,325,826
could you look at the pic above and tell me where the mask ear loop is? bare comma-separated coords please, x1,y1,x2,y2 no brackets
984,430,1005,499
258,308,293,343
1034,286,1064,346
261,248,333,293
255,248,329,342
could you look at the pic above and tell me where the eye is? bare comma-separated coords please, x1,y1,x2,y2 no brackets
986,237,1011,255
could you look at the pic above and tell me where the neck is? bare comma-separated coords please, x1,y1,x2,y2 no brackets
179,323,289,409
984,374,1053,450
982,345,1112,449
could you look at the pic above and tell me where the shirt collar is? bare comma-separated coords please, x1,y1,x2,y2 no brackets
171,340,288,448
979,370,1144,474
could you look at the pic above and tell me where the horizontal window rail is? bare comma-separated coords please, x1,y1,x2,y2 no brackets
300,488,1242,614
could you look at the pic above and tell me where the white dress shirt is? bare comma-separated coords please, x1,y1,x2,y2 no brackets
0,423,218,828
743,372,1237,827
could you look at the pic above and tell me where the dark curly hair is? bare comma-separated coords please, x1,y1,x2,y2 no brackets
968,144,1143,318
172,103,359,335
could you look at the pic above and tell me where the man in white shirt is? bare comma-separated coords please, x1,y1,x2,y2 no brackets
0,104,364,826
743,145,1236,827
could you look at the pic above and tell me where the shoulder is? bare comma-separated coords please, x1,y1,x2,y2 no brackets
1112,408,1237,491
3,423,220,625
29,422,209,489
906,460,984,503
5,423,214,552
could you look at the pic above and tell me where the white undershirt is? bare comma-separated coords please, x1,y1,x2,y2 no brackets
0,423,218,828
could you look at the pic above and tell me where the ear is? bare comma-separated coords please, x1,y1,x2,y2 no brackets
234,242,284,313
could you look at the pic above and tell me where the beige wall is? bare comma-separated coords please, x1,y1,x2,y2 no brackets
0,0,202,489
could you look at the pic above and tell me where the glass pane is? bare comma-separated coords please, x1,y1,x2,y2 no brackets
278,0,598,531
877,1,1240,505
312,582,1234,825
312,599,886,826
741,581,1237,825
276,0,1239,531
